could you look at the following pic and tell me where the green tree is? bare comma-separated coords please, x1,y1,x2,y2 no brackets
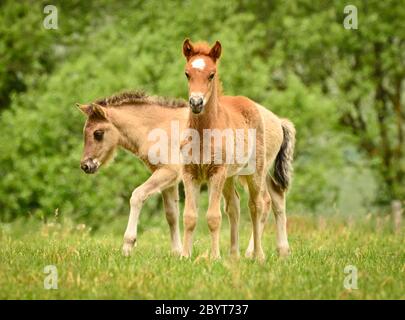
1,0,398,225
241,0,404,205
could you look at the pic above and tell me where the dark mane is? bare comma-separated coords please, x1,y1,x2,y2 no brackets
93,90,187,109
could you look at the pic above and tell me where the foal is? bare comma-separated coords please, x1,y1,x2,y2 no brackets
181,39,295,260
77,91,189,256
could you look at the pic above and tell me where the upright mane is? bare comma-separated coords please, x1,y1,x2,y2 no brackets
189,41,212,57
93,90,187,109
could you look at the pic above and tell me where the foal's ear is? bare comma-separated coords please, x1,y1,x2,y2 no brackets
209,40,222,62
76,103,92,116
92,103,108,120
182,38,195,60
75,103,107,120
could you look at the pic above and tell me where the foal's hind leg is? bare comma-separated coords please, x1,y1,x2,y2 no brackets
206,167,227,259
162,185,182,255
223,177,240,258
182,172,200,258
245,188,271,258
268,177,290,257
246,174,266,261
123,168,178,256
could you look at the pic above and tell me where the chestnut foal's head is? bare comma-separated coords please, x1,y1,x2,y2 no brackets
182,39,222,114
76,103,120,174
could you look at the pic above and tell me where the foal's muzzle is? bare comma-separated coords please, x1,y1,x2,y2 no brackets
81,158,99,174
189,96,204,114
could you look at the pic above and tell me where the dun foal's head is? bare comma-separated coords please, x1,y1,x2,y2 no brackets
182,39,222,114
76,103,120,174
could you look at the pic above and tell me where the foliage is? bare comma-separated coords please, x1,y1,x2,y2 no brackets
0,1,53,108
0,0,403,225
257,0,405,203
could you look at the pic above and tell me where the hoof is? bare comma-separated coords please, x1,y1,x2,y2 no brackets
122,238,136,257
277,246,290,258
122,244,132,257
180,251,191,259
256,252,266,263
245,250,254,259
210,254,221,261
171,246,183,256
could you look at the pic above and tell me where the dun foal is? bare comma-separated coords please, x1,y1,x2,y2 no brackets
181,39,295,260
77,92,189,256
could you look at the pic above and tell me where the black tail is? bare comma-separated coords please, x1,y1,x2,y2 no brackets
274,119,296,191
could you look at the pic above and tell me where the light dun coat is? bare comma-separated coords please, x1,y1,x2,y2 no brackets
77,92,188,256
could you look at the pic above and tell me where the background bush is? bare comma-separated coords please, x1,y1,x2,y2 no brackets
0,0,403,228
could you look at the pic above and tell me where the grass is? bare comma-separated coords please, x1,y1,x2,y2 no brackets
0,214,403,299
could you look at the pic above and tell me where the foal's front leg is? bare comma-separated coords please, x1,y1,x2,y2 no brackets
123,168,178,256
207,167,227,259
182,172,200,258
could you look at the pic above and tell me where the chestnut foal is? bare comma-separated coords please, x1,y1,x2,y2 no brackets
181,39,295,260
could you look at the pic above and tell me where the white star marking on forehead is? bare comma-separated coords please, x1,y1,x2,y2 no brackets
191,58,206,70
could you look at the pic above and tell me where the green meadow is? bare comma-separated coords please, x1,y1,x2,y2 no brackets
1,215,403,299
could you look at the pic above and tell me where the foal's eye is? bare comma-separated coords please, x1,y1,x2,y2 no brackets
185,72,190,80
94,130,104,141
208,73,215,81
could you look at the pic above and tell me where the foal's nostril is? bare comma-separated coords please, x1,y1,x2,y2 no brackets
81,163,89,172
189,97,203,107
81,159,98,174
